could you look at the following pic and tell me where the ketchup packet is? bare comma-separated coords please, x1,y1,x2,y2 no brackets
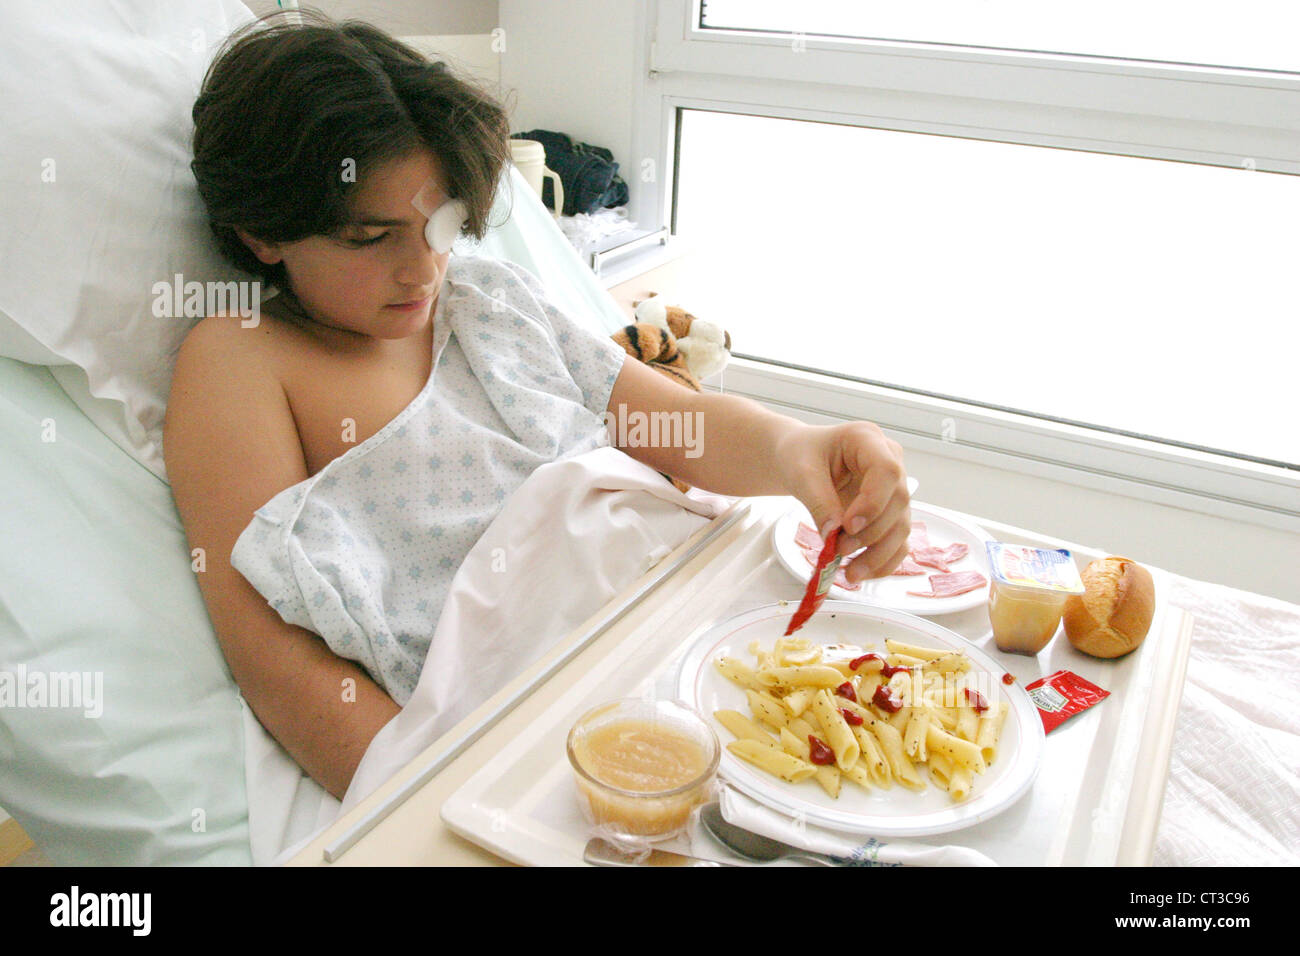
785,527,843,636
1024,670,1110,733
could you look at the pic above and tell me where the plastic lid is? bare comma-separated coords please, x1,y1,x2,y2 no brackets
509,139,547,163
984,542,1086,594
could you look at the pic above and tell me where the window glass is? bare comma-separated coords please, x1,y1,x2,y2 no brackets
701,0,1300,73
675,108,1300,466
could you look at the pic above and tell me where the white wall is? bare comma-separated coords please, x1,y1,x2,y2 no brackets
243,0,498,34
499,0,639,145
402,34,501,95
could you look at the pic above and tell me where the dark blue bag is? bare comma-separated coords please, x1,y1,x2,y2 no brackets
512,129,629,216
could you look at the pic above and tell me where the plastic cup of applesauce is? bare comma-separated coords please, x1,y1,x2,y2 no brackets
985,543,1087,655
566,698,720,842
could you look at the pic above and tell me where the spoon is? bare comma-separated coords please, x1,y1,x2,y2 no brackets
700,802,839,866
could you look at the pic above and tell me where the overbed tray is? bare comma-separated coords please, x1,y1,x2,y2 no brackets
441,497,1193,866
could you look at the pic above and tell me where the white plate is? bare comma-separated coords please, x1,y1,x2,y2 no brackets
676,601,1044,837
773,499,994,616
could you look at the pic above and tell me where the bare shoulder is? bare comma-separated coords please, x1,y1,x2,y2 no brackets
164,311,308,560
173,307,299,374
167,307,312,432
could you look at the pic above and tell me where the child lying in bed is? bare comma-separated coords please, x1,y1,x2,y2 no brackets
164,10,912,802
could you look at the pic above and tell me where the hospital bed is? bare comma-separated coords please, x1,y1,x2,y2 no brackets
2,1,1295,867
0,0,637,866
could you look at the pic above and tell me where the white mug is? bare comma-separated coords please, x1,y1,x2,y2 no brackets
509,139,564,216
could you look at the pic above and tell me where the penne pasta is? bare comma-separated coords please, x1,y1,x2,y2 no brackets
927,750,954,788
888,669,923,703
976,700,1009,765
714,710,781,750
885,703,911,733
714,656,763,692
930,705,960,732
826,659,860,679
786,713,850,790
745,689,790,730
923,652,971,675
884,639,950,661
781,686,818,719
857,672,884,704
778,644,822,666
925,722,987,774
727,739,817,782
841,761,873,793
955,704,979,743
886,653,928,669
927,751,972,801
755,664,846,690
903,707,930,761
850,724,892,787
838,653,885,678
779,727,841,798
868,716,926,790
714,636,1001,804
786,716,818,740
810,689,861,773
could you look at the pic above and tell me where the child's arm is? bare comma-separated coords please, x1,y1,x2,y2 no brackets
606,356,913,583
165,316,399,801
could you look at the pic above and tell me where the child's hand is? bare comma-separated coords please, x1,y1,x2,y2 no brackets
777,422,912,583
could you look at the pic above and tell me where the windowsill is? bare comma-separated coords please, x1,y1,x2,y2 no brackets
712,356,1300,532
585,233,692,289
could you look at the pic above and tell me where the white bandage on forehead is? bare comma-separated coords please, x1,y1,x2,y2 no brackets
410,178,468,255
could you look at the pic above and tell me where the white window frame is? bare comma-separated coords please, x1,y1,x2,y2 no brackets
628,0,1300,531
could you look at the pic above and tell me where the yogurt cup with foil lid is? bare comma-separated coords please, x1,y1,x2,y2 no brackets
984,543,1086,655
984,543,1086,594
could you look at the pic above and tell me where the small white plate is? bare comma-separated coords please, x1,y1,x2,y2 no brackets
677,601,1044,837
773,499,994,616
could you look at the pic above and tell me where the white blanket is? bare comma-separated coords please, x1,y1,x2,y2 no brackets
1155,575,1300,865
242,446,730,866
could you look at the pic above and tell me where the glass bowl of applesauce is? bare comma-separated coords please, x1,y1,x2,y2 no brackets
566,698,720,842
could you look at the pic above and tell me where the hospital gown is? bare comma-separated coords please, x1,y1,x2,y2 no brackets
229,256,627,705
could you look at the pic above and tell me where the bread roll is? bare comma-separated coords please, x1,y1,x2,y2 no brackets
1062,556,1155,659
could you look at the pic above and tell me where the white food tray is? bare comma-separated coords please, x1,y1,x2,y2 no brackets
441,497,1192,866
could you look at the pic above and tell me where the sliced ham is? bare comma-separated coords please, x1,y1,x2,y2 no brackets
907,571,988,598
911,546,953,573
940,542,969,563
795,522,824,551
891,556,927,576
795,516,970,596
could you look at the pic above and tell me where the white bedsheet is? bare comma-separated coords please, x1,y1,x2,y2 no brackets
1155,575,1300,865
242,446,730,866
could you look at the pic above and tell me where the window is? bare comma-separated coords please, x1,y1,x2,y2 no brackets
698,0,1300,74
674,108,1300,468
633,0,1300,517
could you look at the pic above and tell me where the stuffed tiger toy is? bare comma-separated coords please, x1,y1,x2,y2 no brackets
610,295,732,493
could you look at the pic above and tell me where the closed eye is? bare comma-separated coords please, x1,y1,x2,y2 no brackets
341,231,390,248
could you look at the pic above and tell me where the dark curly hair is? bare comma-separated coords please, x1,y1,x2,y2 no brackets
191,8,512,293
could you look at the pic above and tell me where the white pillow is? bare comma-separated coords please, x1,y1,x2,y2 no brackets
0,355,253,866
0,0,256,482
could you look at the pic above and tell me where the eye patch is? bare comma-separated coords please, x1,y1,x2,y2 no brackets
410,178,468,254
